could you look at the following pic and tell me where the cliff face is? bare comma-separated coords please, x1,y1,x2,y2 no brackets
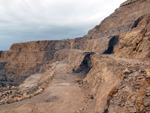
82,0,150,53
0,0,150,113
84,54,150,113
114,14,150,59
88,0,150,37
0,39,88,87
0,40,70,87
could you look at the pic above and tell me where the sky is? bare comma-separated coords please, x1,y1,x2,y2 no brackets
0,0,126,50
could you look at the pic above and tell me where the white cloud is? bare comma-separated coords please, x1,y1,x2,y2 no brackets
0,0,126,50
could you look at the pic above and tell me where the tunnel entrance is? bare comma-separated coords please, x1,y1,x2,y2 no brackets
103,36,119,54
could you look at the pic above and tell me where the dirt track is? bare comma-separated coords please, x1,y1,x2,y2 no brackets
0,62,92,113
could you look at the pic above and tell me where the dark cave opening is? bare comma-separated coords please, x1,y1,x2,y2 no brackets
0,51,3,58
131,16,143,29
72,52,94,78
103,36,119,54
103,109,108,113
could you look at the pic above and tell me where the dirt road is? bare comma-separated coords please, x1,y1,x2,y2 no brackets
0,62,90,113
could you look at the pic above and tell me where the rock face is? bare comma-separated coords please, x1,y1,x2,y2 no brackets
88,0,150,38
0,40,77,87
114,14,150,59
120,0,141,7
0,0,150,113
81,0,150,53
83,54,150,113
108,68,150,113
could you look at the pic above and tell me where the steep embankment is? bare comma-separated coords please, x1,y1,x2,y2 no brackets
82,54,150,113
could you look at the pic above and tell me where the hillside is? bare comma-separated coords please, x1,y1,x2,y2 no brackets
0,0,150,113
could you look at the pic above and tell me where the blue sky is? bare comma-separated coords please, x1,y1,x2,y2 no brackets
0,0,126,50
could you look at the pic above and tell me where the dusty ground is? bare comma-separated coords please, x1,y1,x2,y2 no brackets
1,54,148,113
0,62,94,113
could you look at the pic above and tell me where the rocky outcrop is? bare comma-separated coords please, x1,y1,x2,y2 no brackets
88,0,150,38
64,0,150,55
120,0,141,7
114,14,150,59
74,53,150,113
83,54,124,113
108,68,150,113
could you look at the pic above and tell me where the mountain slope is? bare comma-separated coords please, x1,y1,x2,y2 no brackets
0,0,150,113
